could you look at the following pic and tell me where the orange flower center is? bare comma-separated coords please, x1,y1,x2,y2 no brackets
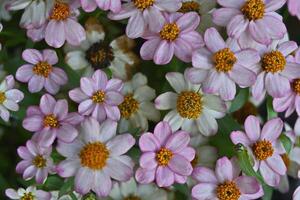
156,147,173,166
44,114,59,128
49,2,70,21
118,94,139,119
292,79,300,95
176,91,202,119
241,0,265,21
213,48,237,72
133,0,155,10
0,92,6,104
32,61,52,78
179,1,200,13
92,90,106,104
252,139,274,161
160,23,180,41
217,181,241,200
262,51,286,73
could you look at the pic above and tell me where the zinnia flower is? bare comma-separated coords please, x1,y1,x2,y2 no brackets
69,69,124,122
155,72,226,136
140,12,204,65
135,121,195,187
23,94,83,147
80,0,121,13
16,140,55,184
6,186,51,200
192,156,263,200
288,0,300,20
56,117,135,197
16,49,68,94
230,115,287,186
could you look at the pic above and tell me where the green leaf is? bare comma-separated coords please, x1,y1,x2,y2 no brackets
280,134,292,154
266,96,277,120
70,193,79,200
229,88,249,113
58,177,74,197
262,184,273,200
43,176,64,190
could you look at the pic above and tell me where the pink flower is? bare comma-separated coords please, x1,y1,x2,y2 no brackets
294,186,300,200
108,0,182,38
22,94,83,147
80,0,121,13
140,12,204,65
230,115,287,187
185,27,258,101
213,0,287,45
135,121,195,187
192,157,263,200
288,0,300,20
16,49,68,94
69,69,124,122
6,186,51,200
16,140,55,184
56,117,135,197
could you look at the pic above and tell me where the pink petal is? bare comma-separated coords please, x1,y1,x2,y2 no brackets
156,166,175,187
139,132,160,152
261,117,283,141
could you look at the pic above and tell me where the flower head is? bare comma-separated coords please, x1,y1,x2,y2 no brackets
288,0,300,20
6,186,51,200
80,0,121,13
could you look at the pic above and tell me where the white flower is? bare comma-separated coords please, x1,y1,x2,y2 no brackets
6,186,51,200
50,191,82,200
155,72,227,136
118,73,160,133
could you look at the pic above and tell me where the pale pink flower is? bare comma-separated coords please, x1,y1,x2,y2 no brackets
288,0,300,20
6,186,51,200
80,0,121,13
294,186,300,200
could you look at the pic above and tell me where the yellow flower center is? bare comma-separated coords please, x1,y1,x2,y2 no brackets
213,48,237,72
32,61,52,78
191,154,199,168
262,51,286,73
176,91,202,119
233,101,258,124
178,1,200,13
86,43,114,69
156,147,173,166
252,139,274,161
0,92,6,104
217,181,241,200
44,114,59,128
118,94,139,119
133,0,155,10
21,192,34,200
281,154,290,168
292,79,300,95
92,91,106,104
79,142,110,170
124,195,142,200
241,0,265,21
32,155,47,168
160,23,180,41
49,2,70,21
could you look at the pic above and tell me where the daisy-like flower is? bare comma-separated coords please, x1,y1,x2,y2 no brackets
230,115,287,186
22,94,83,147
7,0,52,28
0,75,24,122
288,0,300,20
109,177,168,200
80,0,121,13
56,117,135,197
6,186,51,200
212,0,287,45
16,49,68,94
191,156,263,200
69,69,124,122
118,73,160,133
65,18,139,80
108,0,182,39
50,191,82,200
155,72,226,136
135,121,195,187
185,27,258,101
16,140,55,184
140,12,204,65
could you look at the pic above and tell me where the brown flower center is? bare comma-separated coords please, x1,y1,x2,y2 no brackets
178,1,200,13
21,192,34,200
191,154,199,168
49,2,70,21
133,0,155,10
177,91,202,119
124,195,142,200
217,181,241,200
292,79,300,95
156,147,173,166
32,155,47,168
44,114,59,128
233,101,258,124
262,51,286,73
160,23,180,41
118,94,139,119
0,92,6,104
241,0,265,21
79,142,110,170
213,48,237,72
86,42,114,69
32,61,52,78
252,139,274,161
92,90,106,104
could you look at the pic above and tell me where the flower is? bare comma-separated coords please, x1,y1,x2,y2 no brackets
16,49,68,94
0,75,24,122
294,186,300,200
6,186,51,200
69,69,124,122
140,12,204,65
0,0,11,21
185,27,258,101
56,117,135,197
65,18,139,80
118,73,160,132
135,121,195,187
191,156,263,200
288,0,300,20
109,177,168,200
155,72,226,136
50,191,82,200
80,0,121,13
212,0,287,45
230,115,287,186
23,94,83,147
108,0,182,38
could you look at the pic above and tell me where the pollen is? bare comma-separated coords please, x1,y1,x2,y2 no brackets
178,1,200,13
86,43,114,69
281,154,290,168
44,114,59,128
160,23,180,41
118,94,139,119
133,0,155,10
49,2,70,21
217,181,241,200
262,51,286,73
79,142,109,170
292,79,300,95
213,48,237,72
92,90,106,104
32,61,52,78
252,139,274,161
32,155,47,168
156,147,173,166
241,0,265,21
124,195,142,200
177,91,202,119
21,192,34,200
0,92,6,104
